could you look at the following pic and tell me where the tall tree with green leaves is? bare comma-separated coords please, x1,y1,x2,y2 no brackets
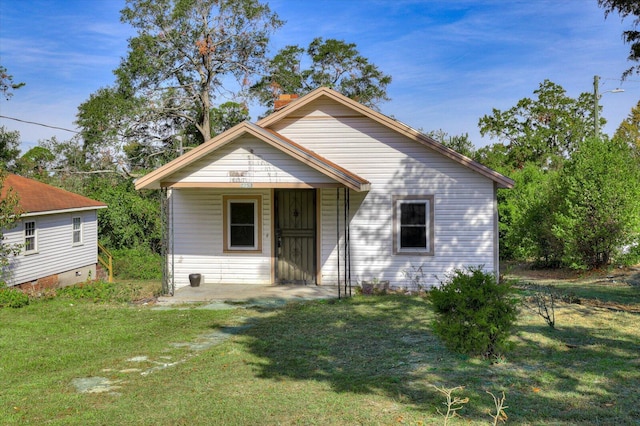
598,0,640,78
251,38,392,111
0,171,22,284
478,80,596,169
0,127,21,170
115,0,282,143
614,99,640,153
427,130,475,158
553,137,640,268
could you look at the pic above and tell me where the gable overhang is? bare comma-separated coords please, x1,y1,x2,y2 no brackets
258,87,515,189
21,205,108,218
134,121,370,192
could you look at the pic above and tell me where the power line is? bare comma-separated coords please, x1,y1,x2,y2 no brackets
0,114,79,134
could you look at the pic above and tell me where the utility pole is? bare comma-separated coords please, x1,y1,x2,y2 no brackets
593,75,624,138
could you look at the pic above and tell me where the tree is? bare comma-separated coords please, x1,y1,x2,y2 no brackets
115,0,282,143
210,101,250,136
478,80,596,169
504,165,563,266
75,86,144,169
0,127,21,170
614,100,640,153
553,137,640,268
86,178,162,253
14,146,55,180
0,65,25,100
598,0,640,78
427,130,475,158
0,171,22,284
251,37,392,111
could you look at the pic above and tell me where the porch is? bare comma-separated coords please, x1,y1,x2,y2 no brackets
156,283,348,306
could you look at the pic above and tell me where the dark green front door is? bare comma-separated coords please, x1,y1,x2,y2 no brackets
275,189,316,284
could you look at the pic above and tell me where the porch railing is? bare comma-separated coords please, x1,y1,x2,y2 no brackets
97,243,113,283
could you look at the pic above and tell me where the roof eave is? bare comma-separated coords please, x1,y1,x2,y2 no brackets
21,205,108,217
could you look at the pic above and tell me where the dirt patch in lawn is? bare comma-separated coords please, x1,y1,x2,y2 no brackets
505,262,640,313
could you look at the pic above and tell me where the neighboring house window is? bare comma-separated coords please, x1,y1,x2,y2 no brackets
393,195,434,255
72,217,82,245
223,195,262,252
24,220,37,253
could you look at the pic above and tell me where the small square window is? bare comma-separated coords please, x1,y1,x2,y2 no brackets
393,196,434,255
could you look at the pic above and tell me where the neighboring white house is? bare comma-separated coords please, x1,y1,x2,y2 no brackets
135,87,514,293
0,174,107,290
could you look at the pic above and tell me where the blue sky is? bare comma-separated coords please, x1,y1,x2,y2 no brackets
1,0,638,154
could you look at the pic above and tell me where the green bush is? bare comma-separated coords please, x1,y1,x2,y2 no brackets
429,266,518,358
111,247,162,280
57,281,118,302
56,281,148,303
0,284,30,308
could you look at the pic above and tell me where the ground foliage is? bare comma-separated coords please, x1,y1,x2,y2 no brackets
430,267,519,358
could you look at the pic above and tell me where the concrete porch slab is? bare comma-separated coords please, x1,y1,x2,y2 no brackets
156,283,347,306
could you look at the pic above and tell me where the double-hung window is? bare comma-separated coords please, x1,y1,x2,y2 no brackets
24,220,37,253
223,195,262,252
393,195,434,255
72,217,82,245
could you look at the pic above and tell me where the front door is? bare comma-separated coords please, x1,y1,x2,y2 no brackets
275,189,316,284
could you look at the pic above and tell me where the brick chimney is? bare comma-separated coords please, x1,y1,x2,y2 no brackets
274,94,299,110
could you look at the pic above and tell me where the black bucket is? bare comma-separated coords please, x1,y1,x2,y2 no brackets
189,273,201,287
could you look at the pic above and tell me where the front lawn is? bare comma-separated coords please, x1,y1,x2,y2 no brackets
1,277,638,425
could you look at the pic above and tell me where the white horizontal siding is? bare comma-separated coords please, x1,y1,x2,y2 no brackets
288,98,366,119
273,114,497,288
3,210,99,286
165,98,501,289
168,136,335,185
168,188,272,289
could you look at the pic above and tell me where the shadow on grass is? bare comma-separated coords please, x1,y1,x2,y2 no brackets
235,295,640,424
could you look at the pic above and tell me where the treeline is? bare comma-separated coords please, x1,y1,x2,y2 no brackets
472,82,640,269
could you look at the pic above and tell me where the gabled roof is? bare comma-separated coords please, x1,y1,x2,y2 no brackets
134,121,371,192
258,87,515,189
1,174,107,216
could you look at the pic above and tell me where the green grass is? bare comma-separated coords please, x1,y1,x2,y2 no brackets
1,279,639,425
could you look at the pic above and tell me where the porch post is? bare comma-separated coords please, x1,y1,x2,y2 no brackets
336,188,341,299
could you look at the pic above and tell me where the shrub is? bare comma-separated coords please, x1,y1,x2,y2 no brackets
111,247,162,280
57,281,118,302
429,266,518,358
0,284,30,308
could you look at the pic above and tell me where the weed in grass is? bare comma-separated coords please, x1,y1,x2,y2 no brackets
431,385,469,425
522,283,558,328
487,390,508,425
0,285,29,308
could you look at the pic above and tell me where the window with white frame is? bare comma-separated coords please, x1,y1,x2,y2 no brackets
393,195,434,255
223,195,262,252
72,216,82,245
24,220,37,253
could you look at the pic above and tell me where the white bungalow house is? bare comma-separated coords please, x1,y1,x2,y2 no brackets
135,87,514,294
1,174,107,290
